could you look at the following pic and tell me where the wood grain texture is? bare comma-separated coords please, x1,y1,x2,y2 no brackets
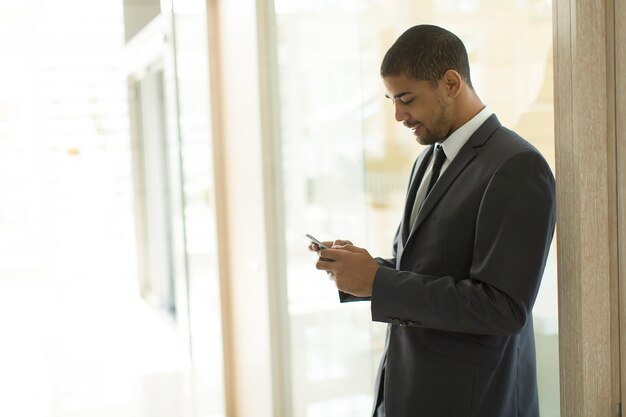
616,0,626,413
554,0,617,416
607,0,622,410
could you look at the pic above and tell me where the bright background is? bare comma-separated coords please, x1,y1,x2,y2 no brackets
0,0,557,416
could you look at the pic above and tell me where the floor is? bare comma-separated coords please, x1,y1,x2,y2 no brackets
0,269,216,417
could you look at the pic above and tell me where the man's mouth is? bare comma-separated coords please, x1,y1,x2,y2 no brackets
406,122,423,134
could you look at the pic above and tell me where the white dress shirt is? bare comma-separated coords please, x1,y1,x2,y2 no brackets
409,106,493,228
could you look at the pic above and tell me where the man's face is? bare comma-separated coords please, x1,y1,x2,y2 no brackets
383,73,453,146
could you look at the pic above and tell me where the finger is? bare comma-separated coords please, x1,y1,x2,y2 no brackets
333,239,353,246
319,247,363,261
318,248,343,261
330,244,365,253
315,258,337,272
308,243,319,252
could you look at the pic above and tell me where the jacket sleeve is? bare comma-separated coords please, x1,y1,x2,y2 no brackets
370,151,556,335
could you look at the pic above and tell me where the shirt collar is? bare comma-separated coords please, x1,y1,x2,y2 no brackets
439,106,493,162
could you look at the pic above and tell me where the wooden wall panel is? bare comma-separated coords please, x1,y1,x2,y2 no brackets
554,0,618,415
617,0,626,413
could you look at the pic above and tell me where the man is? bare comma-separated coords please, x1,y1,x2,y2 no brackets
310,25,556,417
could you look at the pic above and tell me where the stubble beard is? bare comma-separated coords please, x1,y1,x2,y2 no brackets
415,94,451,146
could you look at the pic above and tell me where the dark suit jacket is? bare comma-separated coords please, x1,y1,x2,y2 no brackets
342,115,556,417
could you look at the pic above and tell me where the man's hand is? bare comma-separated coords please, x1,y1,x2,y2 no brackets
307,239,352,252
315,244,379,297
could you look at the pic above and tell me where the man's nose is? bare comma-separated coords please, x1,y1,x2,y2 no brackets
394,105,410,122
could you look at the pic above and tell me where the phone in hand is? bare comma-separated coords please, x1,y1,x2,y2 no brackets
306,234,329,249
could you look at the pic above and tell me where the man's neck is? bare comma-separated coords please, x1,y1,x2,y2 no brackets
451,94,485,132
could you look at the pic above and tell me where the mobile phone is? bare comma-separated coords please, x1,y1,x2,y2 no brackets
306,233,329,249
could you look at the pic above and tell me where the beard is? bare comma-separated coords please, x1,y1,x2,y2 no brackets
412,94,452,146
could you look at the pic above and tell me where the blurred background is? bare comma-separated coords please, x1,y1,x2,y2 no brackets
0,0,557,416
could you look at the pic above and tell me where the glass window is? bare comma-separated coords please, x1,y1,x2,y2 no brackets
273,1,557,416
170,0,226,415
0,1,226,416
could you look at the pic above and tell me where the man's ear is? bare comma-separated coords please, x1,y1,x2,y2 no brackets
441,69,463,97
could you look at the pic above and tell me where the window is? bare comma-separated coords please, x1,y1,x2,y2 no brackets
272,1,557,416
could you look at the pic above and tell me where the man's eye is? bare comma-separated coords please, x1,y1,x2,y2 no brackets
400,98,414,104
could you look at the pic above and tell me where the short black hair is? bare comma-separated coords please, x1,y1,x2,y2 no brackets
380,24,473,89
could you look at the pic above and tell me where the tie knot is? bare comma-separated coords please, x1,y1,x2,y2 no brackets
432,145,446,168
435,144,446,158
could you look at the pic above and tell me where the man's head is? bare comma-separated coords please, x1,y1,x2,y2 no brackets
381,24,473,89
381,25,481,146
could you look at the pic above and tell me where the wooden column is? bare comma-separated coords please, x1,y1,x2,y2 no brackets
554,0,620,415
617,0,626,414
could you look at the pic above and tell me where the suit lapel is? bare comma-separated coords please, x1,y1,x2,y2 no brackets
401,146,434,242
406,114,502,244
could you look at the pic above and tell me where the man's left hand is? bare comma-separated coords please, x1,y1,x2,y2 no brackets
315,244,379,297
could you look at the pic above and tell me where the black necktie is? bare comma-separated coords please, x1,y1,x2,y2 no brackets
426,145,446,195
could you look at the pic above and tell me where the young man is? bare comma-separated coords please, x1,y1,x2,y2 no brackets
311,25,556,417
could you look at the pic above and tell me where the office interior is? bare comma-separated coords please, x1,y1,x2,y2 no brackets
1,0,623,416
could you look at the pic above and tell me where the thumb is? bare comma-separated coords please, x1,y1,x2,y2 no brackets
332,243,366,254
